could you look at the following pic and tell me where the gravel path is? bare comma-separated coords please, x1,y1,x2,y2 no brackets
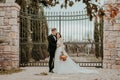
0,67,120,80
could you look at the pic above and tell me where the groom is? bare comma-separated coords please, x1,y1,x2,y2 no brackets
48,28,57,73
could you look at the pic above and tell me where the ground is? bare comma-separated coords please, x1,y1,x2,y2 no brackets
0,67,120,80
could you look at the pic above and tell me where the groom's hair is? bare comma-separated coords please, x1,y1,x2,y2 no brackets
51,28,57,32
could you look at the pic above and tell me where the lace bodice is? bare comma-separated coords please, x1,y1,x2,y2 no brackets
57,38,65,48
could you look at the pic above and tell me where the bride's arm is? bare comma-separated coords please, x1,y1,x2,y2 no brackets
57,40,61,47
57,38,65,48
58,38,68,55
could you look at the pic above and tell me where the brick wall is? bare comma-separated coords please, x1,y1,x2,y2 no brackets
103,0,120,69
0,3,20,70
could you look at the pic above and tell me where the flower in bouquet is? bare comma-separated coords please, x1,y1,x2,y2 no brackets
59,51,67,61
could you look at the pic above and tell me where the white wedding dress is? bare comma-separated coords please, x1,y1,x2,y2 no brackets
53,38,98,74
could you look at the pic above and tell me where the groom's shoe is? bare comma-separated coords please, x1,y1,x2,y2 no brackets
49,70,54,73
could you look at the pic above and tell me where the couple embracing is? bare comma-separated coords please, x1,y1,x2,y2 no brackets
48,28,98,74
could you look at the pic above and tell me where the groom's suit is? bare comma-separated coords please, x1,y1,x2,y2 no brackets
48,34,57,72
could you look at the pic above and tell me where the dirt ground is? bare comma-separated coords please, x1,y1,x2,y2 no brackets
0,67,120,80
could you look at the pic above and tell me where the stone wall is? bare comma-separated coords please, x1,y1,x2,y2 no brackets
0,3,20,70
103,0,120,69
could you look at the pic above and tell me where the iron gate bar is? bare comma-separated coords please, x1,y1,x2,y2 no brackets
59,14,61,33
20,43,47,45
19,62,102,67
45,14,87,17
64,42,102,44
45,18,89,21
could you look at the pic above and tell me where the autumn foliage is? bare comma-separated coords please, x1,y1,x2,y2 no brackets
105,4,119,25
40,0,119,25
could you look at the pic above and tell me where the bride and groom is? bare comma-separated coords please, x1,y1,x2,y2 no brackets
48,28,98,74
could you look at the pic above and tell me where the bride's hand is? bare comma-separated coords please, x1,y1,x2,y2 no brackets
57,44,61,47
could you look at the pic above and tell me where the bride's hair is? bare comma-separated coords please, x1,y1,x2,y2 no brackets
56,32,61,38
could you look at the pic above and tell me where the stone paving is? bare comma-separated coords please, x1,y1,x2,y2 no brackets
0,67,120,80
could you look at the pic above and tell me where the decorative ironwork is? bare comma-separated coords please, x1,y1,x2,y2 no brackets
20,10,102,67
45,11,94,42
19,62,102,68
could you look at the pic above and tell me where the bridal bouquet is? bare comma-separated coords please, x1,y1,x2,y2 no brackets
59,51,67,61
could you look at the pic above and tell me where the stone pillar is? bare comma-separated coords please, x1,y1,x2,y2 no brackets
0,3,20,69
103,0,120,69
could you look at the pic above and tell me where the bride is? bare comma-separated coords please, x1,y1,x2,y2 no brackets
53,32,98,74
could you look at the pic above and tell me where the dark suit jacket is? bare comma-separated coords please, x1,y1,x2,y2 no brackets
48,34,57,56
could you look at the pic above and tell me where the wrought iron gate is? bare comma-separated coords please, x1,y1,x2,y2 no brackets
19,10,102,68
45,11,94,42
19,10,48,64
